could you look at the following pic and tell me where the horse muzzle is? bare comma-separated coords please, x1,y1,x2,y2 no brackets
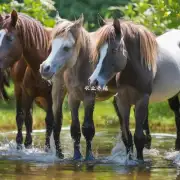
39,63,54,80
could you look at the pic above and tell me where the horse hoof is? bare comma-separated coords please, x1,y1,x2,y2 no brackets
73,152,83,161
136,159,144,165
56,151,64,159
44,146,51,153
144,135,151,149
175,139,180,151
17,144,23,150
85,153,95,161
24,144,32,149
175,146,180,151
144,143,151,149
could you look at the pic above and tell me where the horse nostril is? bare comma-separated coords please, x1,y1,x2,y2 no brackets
44,65,51,73
88,78,99,87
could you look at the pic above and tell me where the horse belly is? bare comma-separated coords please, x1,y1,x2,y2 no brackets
150,54,180,103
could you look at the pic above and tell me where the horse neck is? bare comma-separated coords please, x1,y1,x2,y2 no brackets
71,33,93,79
21,31,50,73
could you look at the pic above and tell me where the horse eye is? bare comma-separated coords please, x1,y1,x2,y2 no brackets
63,46,70,52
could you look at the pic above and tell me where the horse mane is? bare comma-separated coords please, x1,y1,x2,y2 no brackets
93,19,158,74
51,20,92,60
3,13,50,51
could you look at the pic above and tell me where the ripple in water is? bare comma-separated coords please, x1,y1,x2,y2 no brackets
0,129,178,168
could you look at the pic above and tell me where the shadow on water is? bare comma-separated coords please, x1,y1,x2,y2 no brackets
0,128,180,179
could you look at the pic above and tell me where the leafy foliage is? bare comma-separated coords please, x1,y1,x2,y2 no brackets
109,0,180,35
0,0,56,27
54,0,129,31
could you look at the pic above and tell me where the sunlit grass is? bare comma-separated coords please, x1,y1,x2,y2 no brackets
0,82,175,132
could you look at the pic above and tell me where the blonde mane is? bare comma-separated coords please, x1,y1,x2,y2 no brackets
51,19,92,60
3,13,50,51
93,20,158,74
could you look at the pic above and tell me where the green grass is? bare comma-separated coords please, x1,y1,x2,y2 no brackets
0,82,176,132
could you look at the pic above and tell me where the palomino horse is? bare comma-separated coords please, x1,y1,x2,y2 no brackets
0,10,54,151
40,16,144,160
89,19,180,160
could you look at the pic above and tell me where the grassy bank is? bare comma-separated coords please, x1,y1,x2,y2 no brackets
0,82,176,132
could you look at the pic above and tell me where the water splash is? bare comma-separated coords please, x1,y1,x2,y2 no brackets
165,150,180,166
0,129,72,164
104,132,161,166
144,148,160,157
103,133,138,166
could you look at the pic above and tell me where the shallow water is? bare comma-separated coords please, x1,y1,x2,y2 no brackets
0,127,179,180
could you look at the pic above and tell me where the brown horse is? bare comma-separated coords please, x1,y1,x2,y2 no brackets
0,10,54,151
40,16,123,160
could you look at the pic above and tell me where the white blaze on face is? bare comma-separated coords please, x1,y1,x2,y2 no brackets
89,43,108,83
0,29,6,47
44,32,75,66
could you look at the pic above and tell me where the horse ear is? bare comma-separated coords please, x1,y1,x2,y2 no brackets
97,14,106,27
74,13,84,28
113,19,121,35
55,11,64,25
70,14,84,38
11,9,18,27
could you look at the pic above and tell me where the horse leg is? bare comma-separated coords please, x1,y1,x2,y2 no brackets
113,97,134,155
168,95,180,150
22,90,33,149
82,94,95,161
68,95,82,160
134,94,149,161
44,96,54,152
15,83,24,150
134,107,151,149
143,111,151,149
114,94,133,159
52,79,66,158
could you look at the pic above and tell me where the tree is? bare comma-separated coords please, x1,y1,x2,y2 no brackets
53,0,129,31
0,0,56,27
108,0,180,35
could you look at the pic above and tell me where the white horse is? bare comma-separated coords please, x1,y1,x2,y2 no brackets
89,26,180,153
150,29,180,103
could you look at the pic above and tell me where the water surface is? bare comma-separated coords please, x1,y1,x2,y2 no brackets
0,127,179,180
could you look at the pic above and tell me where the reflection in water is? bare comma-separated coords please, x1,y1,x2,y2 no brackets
0,128,179,179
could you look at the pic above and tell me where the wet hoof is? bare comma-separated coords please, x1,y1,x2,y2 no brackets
144,135,152,149
175,138,180,151
24,144,32,149
128,154,133,161
24,135,32,149
17,144,23,150
73,151,83,161
136,159,144,165
44,146,51,153
144,141,151,149
56,151,64,159
85,152,95,161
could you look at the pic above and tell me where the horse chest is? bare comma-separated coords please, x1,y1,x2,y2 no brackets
118,85,142,105
118,63,153,94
